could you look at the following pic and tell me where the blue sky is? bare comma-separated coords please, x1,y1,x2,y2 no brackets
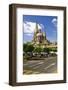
23,15,57,43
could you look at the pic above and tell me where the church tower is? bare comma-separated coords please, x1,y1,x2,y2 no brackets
32,23,49,47
32,23,38,43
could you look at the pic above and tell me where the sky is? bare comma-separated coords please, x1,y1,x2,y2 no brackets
23,15,57,43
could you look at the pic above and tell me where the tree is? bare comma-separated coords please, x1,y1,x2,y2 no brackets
27,44,34,52
23,43,34,53
33,47,43,53
23,43,28,53
43,48,50,54
23,43,34,61
51,48,57,52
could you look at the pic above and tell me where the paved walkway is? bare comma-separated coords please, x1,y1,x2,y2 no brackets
23,56,57,74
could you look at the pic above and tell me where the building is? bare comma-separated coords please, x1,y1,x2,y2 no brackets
32,23,57,48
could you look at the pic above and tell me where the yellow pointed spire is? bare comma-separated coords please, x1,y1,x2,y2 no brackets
35,23,38,33
33,23,38,42
43,32,46,40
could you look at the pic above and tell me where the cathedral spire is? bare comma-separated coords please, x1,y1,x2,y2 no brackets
33,23,38,42
43,32,46,40
35,23,38,33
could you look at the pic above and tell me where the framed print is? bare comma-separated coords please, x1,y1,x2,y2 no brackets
9,4,66,86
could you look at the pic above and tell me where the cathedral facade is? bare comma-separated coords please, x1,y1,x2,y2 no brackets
32,23,57,48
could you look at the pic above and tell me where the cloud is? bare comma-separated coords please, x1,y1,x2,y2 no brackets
39,24,44,29
52,18,57,27
23,21,44,36
25,33,33,36
23,22,35,34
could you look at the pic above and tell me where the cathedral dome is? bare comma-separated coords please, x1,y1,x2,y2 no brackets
36,29,43,37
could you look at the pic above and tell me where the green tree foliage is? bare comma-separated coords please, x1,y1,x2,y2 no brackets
23,43,34,61
43,48,50,54
49,47,57,52
23,43,34,53
33,47,43,53
42,47,57,53
52,48,57,52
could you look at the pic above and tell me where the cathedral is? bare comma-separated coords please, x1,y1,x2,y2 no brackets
32,23,57,48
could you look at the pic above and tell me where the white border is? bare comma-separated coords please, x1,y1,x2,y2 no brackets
16,8,64,82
